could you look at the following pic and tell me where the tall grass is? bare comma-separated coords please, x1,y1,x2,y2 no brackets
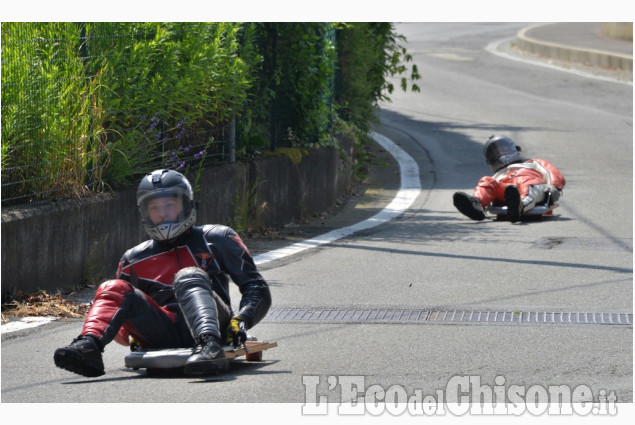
1,23,102,202
1,22,259,203
80,22,260,189
1,22,419,207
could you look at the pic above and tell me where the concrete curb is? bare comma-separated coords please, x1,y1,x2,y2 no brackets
516,23,633,72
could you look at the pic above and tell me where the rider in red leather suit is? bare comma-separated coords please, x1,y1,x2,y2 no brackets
54,169,271,377
453,135,566,222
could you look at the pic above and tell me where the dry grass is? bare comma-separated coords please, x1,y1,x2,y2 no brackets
602,23,633,41
1,291,90,323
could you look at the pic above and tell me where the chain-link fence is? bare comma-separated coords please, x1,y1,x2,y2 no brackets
1,22,345,210
1,23,237,210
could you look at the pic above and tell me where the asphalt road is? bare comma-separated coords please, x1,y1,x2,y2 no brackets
2,23,632,420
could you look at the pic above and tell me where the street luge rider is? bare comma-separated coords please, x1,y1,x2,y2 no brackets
453,135,566,222
54,169,271,377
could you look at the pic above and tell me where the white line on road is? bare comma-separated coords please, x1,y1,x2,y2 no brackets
253,131,421,266
1,316,56,333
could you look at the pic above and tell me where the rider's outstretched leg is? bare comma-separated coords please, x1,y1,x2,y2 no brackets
173,267,230,375
54,279,188,377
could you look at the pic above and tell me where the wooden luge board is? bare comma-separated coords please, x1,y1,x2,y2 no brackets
224,341,278,359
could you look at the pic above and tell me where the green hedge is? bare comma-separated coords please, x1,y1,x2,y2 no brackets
1,22,419,207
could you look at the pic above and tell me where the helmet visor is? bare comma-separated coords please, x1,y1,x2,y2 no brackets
486,141,516,164
138,187,190,227
485,139,520,172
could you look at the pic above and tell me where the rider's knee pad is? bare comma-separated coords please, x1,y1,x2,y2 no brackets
96,279,135,297
173,267,211,292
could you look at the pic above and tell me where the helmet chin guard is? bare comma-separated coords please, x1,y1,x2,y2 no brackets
137,169,196,242
144,213,196,241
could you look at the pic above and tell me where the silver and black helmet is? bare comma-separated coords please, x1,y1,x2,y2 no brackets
483,135,524,173
136,169,196,241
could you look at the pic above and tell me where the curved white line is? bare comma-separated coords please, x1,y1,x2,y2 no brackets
254,131,421,266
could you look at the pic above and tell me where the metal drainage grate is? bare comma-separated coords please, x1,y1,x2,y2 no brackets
263,309,633,326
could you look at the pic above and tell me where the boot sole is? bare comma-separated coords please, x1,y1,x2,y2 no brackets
504,185,522,222
54,348,105,377
183,358,229,375
453,193,485,221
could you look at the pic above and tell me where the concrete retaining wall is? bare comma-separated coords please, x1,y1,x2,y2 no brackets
517,23,633,72
1,139,353,298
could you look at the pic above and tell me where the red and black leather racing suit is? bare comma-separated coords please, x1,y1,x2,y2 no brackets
473,158,566,211
80,224,271,349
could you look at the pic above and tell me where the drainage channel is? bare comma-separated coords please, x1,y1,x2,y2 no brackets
264,309,633,326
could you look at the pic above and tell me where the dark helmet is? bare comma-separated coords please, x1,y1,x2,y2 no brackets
136,169,196,241
483,135,524,173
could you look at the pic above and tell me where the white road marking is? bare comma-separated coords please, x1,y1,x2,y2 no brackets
253,131,421,266
1,316,56,333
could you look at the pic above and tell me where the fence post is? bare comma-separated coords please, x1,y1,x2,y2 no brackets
229,117,236,163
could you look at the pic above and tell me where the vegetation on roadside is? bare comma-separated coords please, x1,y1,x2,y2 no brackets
1,22,420,207
1,290,91,321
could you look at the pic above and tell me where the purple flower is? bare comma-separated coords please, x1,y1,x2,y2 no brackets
149,114,159,131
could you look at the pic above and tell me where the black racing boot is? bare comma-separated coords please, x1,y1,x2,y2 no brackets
174,267,230,375
54,335,105,377
453,192,485,221
183,334,229,375
504,185,522,223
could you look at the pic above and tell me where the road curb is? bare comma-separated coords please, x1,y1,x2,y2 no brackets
516,23,633,72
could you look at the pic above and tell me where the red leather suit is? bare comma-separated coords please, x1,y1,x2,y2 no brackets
473,159,566,208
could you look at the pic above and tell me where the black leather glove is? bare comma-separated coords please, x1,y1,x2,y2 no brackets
544,184,561,204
